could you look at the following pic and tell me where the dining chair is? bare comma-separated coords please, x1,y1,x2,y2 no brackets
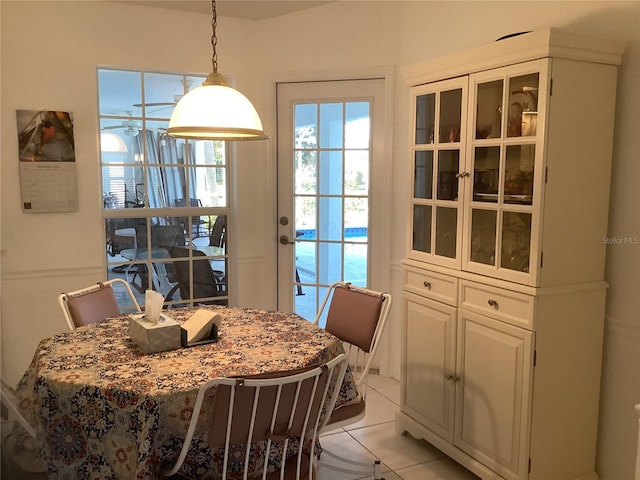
313,281,392,479
58,278,141,330
1,379,36,439
1,378,47,478
163,353,349,479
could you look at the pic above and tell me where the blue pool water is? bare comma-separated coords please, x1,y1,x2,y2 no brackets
296,227,367,240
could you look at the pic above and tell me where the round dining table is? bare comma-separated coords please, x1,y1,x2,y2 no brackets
16,305,357,479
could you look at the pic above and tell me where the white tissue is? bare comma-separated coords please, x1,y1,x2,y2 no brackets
144,289,164,324
182,309,222,343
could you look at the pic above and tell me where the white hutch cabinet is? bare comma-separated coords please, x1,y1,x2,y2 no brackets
396,29,624,480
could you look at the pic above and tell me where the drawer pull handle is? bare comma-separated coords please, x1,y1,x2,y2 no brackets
446,374,460,382
423,281,432,290
488,299,499,309
455,172,470,178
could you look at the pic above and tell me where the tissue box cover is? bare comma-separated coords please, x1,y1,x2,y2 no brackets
129,315,181,354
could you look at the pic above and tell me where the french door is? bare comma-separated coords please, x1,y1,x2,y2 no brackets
276,79,389,321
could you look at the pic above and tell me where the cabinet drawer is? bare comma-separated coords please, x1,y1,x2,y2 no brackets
459,280,534,329
404,267,458,306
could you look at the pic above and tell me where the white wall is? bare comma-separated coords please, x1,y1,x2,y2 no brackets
2,2,639,479
0,0,275,387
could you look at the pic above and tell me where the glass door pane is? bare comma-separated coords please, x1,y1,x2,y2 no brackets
413,205,432,253
439,89,462,143
501,212,532,273
504,145,535,205
435,207,457,258
470,209,497,266
475,80,503,139
437,150,459,201
507,73,539,138
473,146,500,202
414,151,434,199
416,93,435,144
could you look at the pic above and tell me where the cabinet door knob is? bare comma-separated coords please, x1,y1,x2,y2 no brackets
488,299,499,309
423,281,432,290
446,374,460,382
455,172,470,178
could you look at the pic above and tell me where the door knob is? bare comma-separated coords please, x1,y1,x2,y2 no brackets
279,235,295,245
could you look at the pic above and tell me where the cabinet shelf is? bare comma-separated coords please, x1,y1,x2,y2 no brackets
473,193,533,204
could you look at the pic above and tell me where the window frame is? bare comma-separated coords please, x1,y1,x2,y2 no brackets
98,67,231,308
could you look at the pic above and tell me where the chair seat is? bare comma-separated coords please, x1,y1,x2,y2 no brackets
327,398,366,427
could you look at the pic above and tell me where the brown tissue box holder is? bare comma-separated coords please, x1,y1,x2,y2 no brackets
129,315,182,354
180,324,218,348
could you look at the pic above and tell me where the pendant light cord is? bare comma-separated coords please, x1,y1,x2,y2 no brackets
211,0,218,74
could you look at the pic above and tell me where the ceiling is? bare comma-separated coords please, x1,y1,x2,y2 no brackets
100,1,335,117
122,1,333,21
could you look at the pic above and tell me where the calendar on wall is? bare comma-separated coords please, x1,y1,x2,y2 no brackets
16,110,79,213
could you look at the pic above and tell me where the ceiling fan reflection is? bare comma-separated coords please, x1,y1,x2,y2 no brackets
101,112,141,137
133,94,181,115
101,123,140,137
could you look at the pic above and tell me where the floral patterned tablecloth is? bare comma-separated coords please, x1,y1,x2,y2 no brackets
16,306,356,479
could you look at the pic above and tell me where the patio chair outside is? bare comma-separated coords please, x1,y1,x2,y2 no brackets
164,246,226,305
208,214,227,249
175,198,207,238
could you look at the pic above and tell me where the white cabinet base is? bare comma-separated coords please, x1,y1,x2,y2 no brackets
396,411,599,480
396,410,502,480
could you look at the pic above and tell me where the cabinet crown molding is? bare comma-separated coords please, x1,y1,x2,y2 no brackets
401,27,625,87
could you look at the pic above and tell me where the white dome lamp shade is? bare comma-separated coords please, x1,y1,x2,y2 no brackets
168,72,267,140
100,132,128,152
167,1,268,141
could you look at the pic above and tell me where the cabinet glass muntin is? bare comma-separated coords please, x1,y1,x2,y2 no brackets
467,67,540,275
411,67,540,274
411,80,466,262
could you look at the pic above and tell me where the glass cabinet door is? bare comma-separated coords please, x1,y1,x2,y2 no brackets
465,62,542,281
410,78,467,267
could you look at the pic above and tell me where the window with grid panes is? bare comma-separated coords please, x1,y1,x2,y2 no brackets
98,68,229,308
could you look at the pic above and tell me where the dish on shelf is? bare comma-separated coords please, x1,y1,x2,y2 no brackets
473,192,533,204
507,90,537,136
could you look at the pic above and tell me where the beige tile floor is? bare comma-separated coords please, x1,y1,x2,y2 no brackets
317,374,482,480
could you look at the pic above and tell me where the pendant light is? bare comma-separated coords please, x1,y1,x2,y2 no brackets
167,0,267,141
100,132,128,153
